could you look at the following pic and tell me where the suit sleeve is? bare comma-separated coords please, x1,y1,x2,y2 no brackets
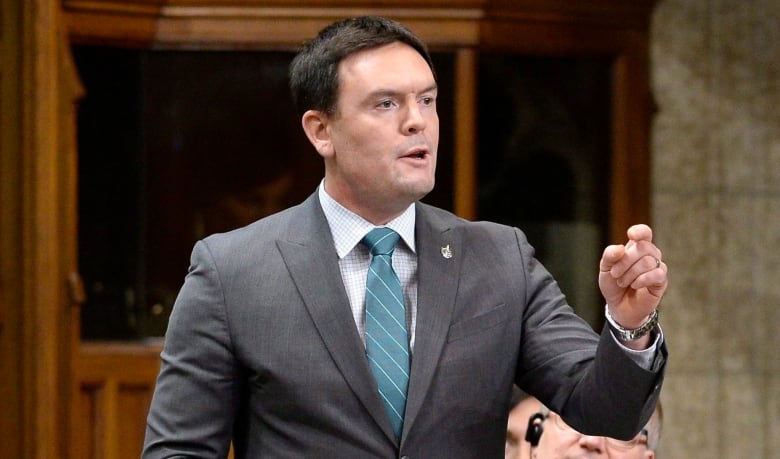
143,240,241,459
513,227,666,440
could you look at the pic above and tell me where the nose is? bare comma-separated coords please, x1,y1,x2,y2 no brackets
402,100,426,135
578,435,606,453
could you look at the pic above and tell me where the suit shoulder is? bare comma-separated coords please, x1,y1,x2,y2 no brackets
417,202,521,239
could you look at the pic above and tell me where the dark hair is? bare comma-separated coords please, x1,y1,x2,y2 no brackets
289,16,436,117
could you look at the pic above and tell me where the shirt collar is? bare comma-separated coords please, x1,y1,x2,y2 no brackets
318,181,416,258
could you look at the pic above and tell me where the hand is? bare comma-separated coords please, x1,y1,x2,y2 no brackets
599,224,667,330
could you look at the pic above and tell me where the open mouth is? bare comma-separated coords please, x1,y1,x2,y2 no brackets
403,148,428,160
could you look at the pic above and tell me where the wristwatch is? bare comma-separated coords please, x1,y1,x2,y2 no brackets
604,306,659,341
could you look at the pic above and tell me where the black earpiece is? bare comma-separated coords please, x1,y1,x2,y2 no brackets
525,412,546,447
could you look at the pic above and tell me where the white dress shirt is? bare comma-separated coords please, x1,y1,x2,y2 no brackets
319,183,418,350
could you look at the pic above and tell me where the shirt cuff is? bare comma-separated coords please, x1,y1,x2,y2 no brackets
611,325,664,370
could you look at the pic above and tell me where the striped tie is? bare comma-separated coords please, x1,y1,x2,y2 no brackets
362,227,410,441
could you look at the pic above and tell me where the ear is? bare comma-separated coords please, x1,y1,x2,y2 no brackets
644,450,655,459
301,109,334,159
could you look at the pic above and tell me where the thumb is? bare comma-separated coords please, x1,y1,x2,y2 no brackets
599,244,625,273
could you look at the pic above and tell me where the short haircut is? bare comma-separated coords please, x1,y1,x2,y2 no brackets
289,16,436,117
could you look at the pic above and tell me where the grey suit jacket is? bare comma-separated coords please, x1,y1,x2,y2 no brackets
143,193,666,459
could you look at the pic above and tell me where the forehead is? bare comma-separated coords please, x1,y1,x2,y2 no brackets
509,398,542,426
337,42,435,89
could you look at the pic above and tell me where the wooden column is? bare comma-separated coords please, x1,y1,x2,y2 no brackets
8,0,82,457
453,47,478,220
0,0,25,455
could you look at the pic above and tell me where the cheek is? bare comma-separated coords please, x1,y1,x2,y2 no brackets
426,111,440,135
541,430,573,453
430,113,440,130
342,142,389,179
345,127,386,156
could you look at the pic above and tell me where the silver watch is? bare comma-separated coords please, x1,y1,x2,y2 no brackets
604,306,659,341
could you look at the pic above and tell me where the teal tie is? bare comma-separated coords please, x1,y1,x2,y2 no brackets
362,227,410,440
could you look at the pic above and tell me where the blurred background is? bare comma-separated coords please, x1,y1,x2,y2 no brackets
1,0,777,457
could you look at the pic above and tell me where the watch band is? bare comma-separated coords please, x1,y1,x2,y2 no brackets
604,306,659,341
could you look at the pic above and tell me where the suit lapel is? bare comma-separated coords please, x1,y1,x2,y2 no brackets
401,204,461,439
275,194,396,442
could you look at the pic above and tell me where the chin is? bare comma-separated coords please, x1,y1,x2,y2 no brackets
395,180,434,201
411,185,435,202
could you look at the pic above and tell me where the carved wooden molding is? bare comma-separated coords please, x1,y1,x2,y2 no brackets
63,0,655,49
64,1,484,48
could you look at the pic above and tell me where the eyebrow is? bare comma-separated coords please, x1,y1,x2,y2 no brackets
367,84,439,100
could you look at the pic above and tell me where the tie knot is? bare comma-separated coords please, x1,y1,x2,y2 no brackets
362,227,401,256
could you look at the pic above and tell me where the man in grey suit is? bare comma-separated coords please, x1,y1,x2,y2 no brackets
143,16,668,459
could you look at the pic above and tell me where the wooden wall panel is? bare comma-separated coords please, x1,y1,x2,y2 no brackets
117,384,157,459
75,384,97,459
73,343,162,459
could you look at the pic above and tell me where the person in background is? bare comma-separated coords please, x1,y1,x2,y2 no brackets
518,396,663,459
143,15,669,458
506,388,542,459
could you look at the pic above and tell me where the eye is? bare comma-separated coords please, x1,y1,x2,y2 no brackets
377,99,394,109
420,96,435,106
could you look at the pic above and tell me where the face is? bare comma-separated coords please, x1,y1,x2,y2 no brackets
506,397,543,459
302,41,439,224
532,413,653,459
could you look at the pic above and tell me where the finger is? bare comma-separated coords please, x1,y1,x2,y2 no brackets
629,264,668,298
603,225,655,275
599,244,625,272
610,240,662,278
626,224,653,242
616,254,665,290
